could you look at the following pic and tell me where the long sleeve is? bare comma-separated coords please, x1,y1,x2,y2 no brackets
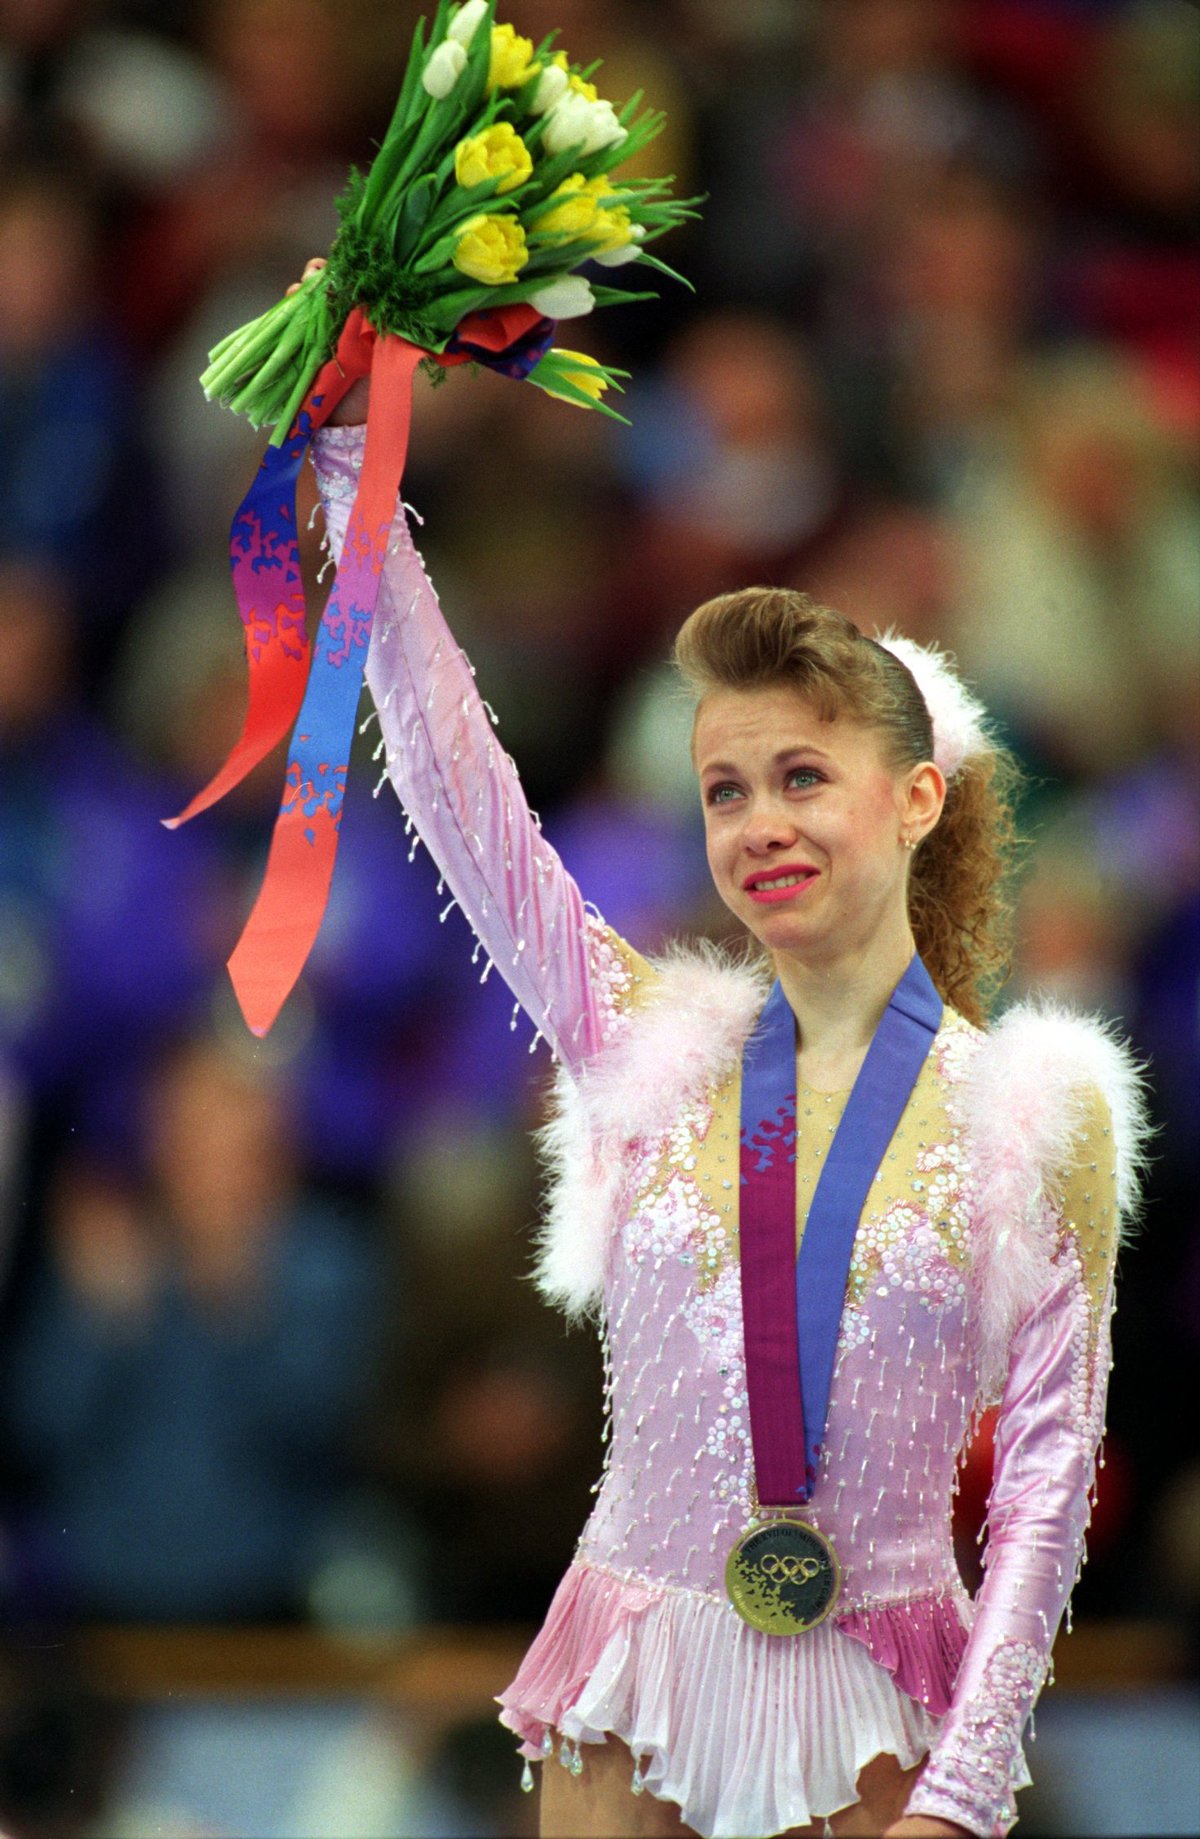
906,1089,1119,1836
311,425,622,1076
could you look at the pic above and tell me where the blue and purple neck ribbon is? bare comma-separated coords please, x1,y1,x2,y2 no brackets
165,303,554,1037
739,955,943,1506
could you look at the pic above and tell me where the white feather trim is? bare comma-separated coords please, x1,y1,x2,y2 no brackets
877,631,991,779
532,942,769,1320
962,999,1151,1396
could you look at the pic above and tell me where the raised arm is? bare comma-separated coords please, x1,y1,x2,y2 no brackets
312,423,620,1075
904,1089,1120,1838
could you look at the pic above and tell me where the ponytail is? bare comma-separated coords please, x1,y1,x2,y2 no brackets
908,746,1025,1027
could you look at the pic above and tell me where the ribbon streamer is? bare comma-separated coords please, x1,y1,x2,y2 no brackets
170,301,552,1036
165,308,379,830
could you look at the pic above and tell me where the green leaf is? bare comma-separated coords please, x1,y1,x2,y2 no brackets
381,108,453,221
520,244,588,275
423,180,515,243
423,282,494,327
393,171,440,266
457,0,497,116
584,127,661,181
523,143,590,197
631,249,694,289
428,0,453,51
586,282,660,307
618,88,645,127
389,13,429,140
361,17,430,224
526,372,631,423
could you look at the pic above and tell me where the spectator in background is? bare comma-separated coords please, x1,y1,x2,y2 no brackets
948,344,1200,780
877,169,1039,501
2,1029,382,1623
0,556,220,1129
609,310,842,664
112,0,376,357
0,165,162,653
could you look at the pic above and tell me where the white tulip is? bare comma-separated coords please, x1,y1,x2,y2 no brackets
542,92,627,158
422,38,468,97
447,0,488,48
592,222,646,266
540,91,590,155
592,243,639,267
529,275,596,318
581,98,628,155
530,62,569,113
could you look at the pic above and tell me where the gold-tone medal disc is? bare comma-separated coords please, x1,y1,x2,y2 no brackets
725,1519,841,1635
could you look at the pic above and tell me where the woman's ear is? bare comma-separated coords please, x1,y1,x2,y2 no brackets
904,760,946,843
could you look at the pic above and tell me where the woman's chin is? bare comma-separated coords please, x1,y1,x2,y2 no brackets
744,907,823,958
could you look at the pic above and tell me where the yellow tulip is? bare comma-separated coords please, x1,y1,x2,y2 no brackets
454,122,532,194
488,22,537,91
593,204,634,252
452,213,528,285
546,350,608,403
537,172,603,238
568,72,599,102
537,173,633,251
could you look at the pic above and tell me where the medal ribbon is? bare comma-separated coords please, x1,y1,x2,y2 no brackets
165,302,553,1038
739,954,943,1505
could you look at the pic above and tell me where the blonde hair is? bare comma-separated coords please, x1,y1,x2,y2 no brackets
674,588,1022,1026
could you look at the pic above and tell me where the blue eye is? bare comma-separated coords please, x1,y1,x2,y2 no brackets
787,766,823,789
705,782,742,806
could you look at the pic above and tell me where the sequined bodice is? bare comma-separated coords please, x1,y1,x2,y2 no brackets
579,1011,982,1610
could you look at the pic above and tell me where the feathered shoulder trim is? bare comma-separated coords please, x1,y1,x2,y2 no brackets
960,998,1151,1394
532,940,767,1321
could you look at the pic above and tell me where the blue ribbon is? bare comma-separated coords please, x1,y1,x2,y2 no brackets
740,955,943,1503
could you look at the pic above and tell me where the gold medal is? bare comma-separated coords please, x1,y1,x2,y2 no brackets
725,1518,841,1635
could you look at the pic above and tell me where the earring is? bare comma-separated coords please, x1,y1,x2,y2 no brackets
903,834,917,851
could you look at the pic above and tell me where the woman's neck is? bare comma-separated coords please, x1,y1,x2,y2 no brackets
773,925,917,1092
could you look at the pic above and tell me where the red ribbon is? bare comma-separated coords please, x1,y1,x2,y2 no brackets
169,301,545,1037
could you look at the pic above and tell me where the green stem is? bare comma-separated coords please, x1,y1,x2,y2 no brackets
267,357,318,444
205,303,290,366
202,290,308,390
203,317,283,388
231,302,314,397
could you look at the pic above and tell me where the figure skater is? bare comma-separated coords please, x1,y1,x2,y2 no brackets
297,258,1147,1839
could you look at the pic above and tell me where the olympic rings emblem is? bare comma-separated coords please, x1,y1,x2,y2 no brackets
758,1553,822,1585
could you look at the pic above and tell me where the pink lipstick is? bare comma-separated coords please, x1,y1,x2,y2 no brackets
743,865,818,904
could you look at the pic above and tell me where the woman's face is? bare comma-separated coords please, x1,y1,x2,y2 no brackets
694,684,938,969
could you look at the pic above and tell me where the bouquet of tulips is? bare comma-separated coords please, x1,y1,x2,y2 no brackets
200,0,698,434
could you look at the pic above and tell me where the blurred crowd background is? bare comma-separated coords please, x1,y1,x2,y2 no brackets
0,0,1197,1832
